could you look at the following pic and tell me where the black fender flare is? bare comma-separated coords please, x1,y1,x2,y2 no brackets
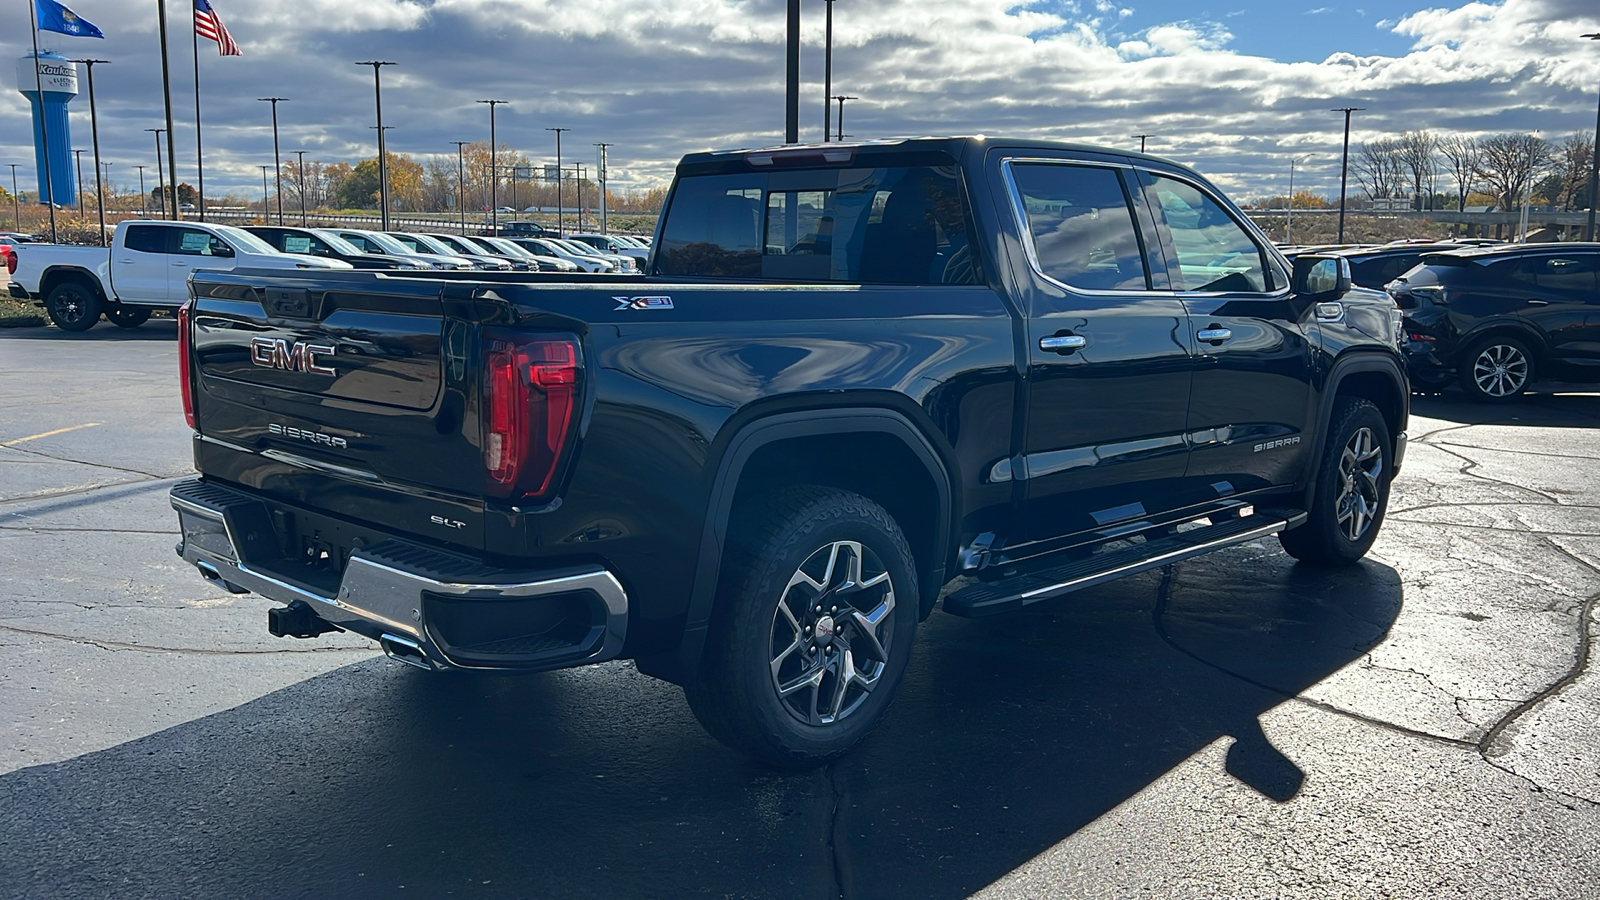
1302,351,1408,510
39,265,109,305
663,407,953,684
1456,319,1549,360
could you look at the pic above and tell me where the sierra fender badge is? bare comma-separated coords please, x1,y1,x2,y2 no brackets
1253,436,1301,453
614,295,674,311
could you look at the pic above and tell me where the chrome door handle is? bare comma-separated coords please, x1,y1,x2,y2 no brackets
1196,328,1232,344
1039,334,1086,353
1525,299,1550,306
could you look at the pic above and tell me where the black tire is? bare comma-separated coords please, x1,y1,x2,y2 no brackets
44,281,103,332
1457,335,1534,402
1280,398,1392,565
104,305,151,328
684,485,919,769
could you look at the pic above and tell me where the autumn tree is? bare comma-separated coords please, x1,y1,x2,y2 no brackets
1474,133,1552,211
335,154,425,210
1436,135,1480,211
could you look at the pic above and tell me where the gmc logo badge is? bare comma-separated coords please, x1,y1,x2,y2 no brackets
250,337,336,376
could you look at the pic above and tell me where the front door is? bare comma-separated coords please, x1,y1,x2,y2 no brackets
1137,171,1314,496
1004,158,1194,543
166,227,238,303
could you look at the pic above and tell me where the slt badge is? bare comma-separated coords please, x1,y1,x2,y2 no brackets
614,295,674,311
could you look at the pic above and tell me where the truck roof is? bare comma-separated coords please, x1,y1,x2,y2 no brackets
676,135,1177,175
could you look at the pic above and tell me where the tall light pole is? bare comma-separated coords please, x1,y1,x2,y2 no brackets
356,61,396,229
146,128,166,215
1583,33,1599,242
73,149,86,211
73,59,110,245
1133,134,1152,153
257,97,288,224
1332,107,1363,244
822,0,836,142
1286,154,1312,244
134,165,147,216
156,0,180,220
832,95,857,142
477,99,507,233
259,165,270,219
293,150,308,225
547,127,569,235
8,163,19,231
786,0,800,143
593,142,611,234
452,141,469,235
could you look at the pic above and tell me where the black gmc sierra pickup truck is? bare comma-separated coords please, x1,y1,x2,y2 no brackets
170,137,1408,767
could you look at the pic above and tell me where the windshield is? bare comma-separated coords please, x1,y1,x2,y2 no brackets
356,231,414,255
310,230,365,256
407,233,463,255
556,239,602,257
481,237,532,257
449,235,495,255
213,225,280,255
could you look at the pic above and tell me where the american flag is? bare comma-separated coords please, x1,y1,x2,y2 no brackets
194,0,241,57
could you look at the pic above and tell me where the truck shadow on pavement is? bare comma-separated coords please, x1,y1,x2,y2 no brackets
0,548,1400,900
1412,390,1600,428
1,319,176,341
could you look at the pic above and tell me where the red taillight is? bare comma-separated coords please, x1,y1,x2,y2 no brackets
483,334,580,500
178,300,195,428
2,245,15,275
1408,332,1437,343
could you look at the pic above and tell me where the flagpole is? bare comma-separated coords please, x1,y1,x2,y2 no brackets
27,0,59,242
157,0,180,220
192,5,205,220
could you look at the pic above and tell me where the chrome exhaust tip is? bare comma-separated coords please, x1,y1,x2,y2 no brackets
380,634,433,670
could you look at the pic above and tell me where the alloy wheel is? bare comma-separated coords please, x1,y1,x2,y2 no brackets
1472,343,1529,398
768,540,896,726
1335,426,1384,542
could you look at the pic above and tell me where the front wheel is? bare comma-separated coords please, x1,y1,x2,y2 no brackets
684,486,919,769
1280,398,1392,565
104,304,151,328
44,281,103,332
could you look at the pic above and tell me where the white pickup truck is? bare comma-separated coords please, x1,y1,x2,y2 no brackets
7,219,352,331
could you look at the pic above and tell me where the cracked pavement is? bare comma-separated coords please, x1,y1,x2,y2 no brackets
2,326,1598,898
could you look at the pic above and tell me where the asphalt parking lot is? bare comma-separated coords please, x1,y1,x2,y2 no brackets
2,321,1598,899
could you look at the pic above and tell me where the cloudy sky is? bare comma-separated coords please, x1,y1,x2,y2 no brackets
2,0,1597,204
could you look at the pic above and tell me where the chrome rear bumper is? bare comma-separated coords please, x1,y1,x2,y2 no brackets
170,478,628,672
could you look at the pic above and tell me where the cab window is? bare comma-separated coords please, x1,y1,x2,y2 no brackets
123,225,166,254
169,228,233,257
1008,163,1149,291
1148,174,1275,293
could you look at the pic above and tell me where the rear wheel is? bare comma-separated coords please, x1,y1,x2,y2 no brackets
684,486,918,769
1458,335,1533,402
44,281,103,332
1280,397,1392,565
104,305,151,328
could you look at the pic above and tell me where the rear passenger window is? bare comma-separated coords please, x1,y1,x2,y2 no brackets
124,225,166,254
1008,164,1149,291
1148,175,1274,293
1507,255,1600,293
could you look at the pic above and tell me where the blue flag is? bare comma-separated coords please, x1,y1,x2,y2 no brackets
35,0,105,38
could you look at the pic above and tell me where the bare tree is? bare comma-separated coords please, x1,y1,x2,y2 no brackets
1552,132,1594,211
1397,130,1437,209
1354,138,1405,201
1437,135,1480,211
1474,133,1553,211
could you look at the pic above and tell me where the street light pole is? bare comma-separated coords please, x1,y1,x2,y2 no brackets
823,0,836,142
259,165,270,219
547,127,569,235
786,0,800,143
156,0,180,220
832,95,857,142
1583,33,1599,242
134,165,146,216
452,141,469,235
1287,154,1311,244
7,164,19,231
293,150,308,225
356,61,396,229
1133,134,1152,153
146,128,166,216
1332,107,1363,244
477,99,507,233
73,149,85,212
257,97,288,224
73,59,110,245
593,142,610,234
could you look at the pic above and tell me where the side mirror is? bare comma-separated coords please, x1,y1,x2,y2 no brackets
1291,255,1350,299
212,243,236,259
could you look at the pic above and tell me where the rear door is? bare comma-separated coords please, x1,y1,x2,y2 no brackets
1136,170,1314,496
112,224,171,305
1507,251,1600,371
1002,156,1195,543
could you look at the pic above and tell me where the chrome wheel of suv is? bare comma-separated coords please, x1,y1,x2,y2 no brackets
1335,426,1383,542
1470,342,1530,399
769,540,896,726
